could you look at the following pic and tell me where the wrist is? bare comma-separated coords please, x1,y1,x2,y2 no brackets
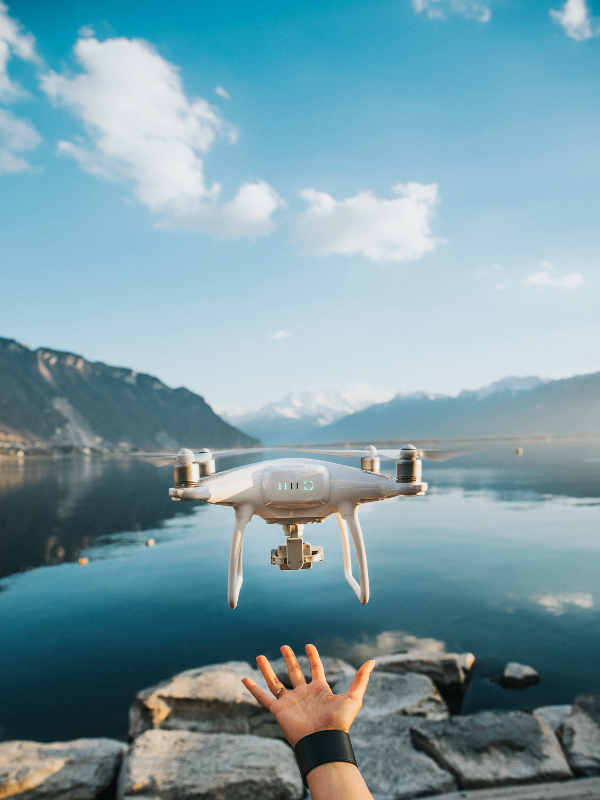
294,729,357,787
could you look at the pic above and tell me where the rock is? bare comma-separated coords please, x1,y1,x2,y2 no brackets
373,650,476,713
129,661,281,740
562,695,600,776
335,670,449,721
351,716,456,800
499,662,540,689
269,655,355,690
410,711,573,788
533,705,572,733
431,776,600,800
0,738,126,800
117,728,303,800
374,650,475,687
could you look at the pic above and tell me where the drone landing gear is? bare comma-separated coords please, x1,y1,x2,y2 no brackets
271,524,323,571
336,506,370,605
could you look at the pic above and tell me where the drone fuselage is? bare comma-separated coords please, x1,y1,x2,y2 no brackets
169,457,426,520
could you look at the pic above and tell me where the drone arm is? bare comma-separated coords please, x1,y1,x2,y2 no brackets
336,504,370,604
227,504,253,610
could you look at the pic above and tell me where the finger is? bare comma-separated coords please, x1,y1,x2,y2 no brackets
343,660,375,703
305,643,327,684
242,677,276,712
281,644,307,688
256,655,285,696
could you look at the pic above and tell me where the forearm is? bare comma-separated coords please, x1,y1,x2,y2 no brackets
306,761,374,800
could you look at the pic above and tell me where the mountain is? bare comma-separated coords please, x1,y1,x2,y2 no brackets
0,337,257,451
224,384,394,445
316,372,600,443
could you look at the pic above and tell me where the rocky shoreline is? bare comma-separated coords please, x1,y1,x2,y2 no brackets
2,650,599,800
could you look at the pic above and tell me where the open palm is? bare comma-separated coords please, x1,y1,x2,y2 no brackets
242,644,374,747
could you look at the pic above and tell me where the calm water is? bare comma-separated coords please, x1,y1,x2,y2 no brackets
1,440,600,743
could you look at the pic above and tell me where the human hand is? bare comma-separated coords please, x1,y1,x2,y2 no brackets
242,643,375,747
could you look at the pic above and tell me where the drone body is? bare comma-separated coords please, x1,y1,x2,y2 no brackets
167,446,432,608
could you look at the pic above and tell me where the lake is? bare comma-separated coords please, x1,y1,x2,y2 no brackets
1,439,600,743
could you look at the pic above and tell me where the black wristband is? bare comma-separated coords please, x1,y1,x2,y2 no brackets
294,730,357,787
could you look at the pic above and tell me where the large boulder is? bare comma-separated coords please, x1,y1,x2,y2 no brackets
335,671,449,721
351,716,456,800
410,711,572,789
0,738,126,800
269,656,355,690
373,650,475,713
498,662,540,689
129,661,281,740
533,705,572,733
117,728,303,800
562,695,600,776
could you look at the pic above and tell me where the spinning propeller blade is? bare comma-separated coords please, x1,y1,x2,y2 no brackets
376,448,474,462
129,446,289,467
299,445,473,462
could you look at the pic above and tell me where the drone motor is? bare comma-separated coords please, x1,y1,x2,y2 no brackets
395,444,423,483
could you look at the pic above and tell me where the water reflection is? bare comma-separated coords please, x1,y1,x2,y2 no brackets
0,456,194,578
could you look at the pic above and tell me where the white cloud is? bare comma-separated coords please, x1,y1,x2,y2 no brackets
294,182,439,262
0,106,41,173
550,0,599,41
0,1,39,99
0,2,41,174
413,0,491,23
272,330,291,339
522,261,583,289
40,36,282,238
215,85,230,99
530,592,593,615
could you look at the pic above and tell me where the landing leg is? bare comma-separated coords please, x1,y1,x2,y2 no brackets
336,504,370,604
228,504,253,609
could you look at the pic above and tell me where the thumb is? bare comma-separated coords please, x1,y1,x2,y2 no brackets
344,659,375,703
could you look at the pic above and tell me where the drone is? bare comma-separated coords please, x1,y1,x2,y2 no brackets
142,444,470,609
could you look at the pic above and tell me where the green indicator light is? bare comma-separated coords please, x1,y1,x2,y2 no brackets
278,483,282,490
303,480,314,491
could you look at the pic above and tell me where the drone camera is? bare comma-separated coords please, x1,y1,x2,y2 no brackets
271,524,324,571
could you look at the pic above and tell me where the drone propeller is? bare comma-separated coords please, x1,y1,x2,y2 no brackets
299,445,472,462
376,447,473,462
131,446,289,468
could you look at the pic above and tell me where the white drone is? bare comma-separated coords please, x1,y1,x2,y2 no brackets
144,444,469,609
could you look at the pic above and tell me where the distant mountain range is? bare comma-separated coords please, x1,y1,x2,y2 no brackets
227,374,600,444
222,384,393,445
0,337,256,451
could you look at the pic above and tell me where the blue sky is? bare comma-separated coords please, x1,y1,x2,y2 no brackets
1,0,600,411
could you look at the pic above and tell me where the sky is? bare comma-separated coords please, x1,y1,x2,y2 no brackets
1,0,600,412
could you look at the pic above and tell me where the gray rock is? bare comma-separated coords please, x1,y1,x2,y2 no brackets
499,662,540,689
431,776,600,800
117,728,303,800
533,705,572,733
129,661,281,740
351,716,456,800
374,650,475,688
562,695,600,776
410,711,573,788
335,671,449,721
269,655,355,690
0,738,126,800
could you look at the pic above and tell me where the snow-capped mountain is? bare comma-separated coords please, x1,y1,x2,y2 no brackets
223,384,394,444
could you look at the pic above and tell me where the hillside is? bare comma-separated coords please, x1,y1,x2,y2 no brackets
318,371,600,443
0,337,257,451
